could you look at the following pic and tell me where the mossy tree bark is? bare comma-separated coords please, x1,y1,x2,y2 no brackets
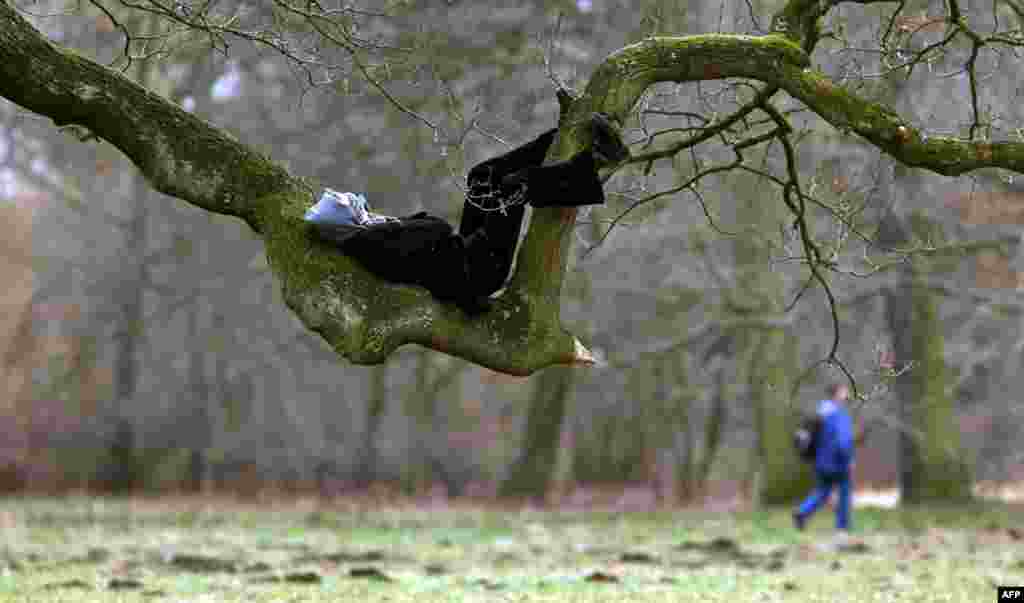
5,2,1024,375
884,273,972,504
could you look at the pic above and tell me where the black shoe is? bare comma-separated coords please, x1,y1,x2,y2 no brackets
793,511,806,531
589,112,629,167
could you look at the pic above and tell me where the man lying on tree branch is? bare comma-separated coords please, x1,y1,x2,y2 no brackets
304,113,629,315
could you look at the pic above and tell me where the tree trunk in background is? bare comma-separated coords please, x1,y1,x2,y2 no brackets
99,171,149,495
645,352,696,503
401,349,436,494
751,328,814,505
669,376,695,502
100,20,164,493
885,275,972,504
401,350,465,496
691,367,727,499
182,298,212,493
572,372,649,486
113,197,144,415
352,364,388,488
102,419,138,495
499,367,573,500
428,368,478,498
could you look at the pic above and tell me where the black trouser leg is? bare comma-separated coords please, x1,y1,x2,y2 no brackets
457,117,622,300
517,150,605,208
458,129,557,298
499,113,626,208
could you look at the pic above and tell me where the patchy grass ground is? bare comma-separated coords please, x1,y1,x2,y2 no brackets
0,496,1020,602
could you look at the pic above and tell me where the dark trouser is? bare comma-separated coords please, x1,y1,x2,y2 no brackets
797,470,852,530
458,129,604,298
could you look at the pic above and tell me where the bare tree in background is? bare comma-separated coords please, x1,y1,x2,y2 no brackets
402,349,465,496
499,367,574,500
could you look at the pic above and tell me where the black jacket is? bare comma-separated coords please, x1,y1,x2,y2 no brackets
311,212,492,314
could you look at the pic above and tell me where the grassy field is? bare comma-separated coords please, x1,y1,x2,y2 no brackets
0,495,1020,602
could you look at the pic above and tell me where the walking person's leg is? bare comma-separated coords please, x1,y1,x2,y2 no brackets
795,473,836,529
835,471,852,531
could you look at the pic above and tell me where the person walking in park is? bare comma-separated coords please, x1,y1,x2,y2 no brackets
793,383,856,537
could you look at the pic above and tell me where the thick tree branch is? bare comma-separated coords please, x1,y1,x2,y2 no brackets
5,0,1023,376
584,35,1024,177
0,1,594,376
0,2,303,231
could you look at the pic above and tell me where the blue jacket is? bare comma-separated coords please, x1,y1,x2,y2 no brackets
814,399,855,474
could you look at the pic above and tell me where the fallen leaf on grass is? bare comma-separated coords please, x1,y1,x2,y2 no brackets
169,553,237,574
54,548,112,567
295,550,385,564
107,578,144,590
350,566,392,581
585,571,620,583
620,551,659,564
782,580,798,591
471,577,505,590
43,579,92,590
250,569,319,581
676,537,739,554
423,563,446,575
836,541,871,554
676,538,784,570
